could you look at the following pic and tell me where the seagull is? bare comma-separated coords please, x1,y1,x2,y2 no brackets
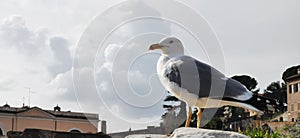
148,37,280,128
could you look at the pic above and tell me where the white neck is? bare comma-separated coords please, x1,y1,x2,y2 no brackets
162,52,183,59
157,55,169,75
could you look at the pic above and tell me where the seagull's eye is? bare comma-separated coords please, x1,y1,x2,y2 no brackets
169,40,173,44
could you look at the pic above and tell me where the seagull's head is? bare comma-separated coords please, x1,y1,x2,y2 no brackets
148,37,184,56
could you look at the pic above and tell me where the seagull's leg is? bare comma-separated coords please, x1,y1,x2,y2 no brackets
197,108,203,128
185,106,192,127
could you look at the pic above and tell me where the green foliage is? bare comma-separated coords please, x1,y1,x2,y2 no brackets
265,81,286,103
230,107,248,119
162,92,180,118
162,105,173,109
243,127,285,138
203,117,223,130
162,92,180,113
231,75,259,93
264,81,287,113
284,117,300,138
164,95,179,101
222,75,259,128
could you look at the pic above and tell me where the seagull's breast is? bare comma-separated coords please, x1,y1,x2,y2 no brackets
156,55,199,106
156,56,168,81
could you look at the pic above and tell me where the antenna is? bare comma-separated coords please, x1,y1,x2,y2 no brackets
22,97,25,107
24,87,36,107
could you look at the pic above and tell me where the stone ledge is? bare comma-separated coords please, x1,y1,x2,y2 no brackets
126,134,168,138
170,127,249,138
126,127,249,138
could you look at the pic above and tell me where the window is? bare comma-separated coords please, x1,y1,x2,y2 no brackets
295,84,299,92
291,104,294,111
280,117,283,122
68,128,82,133
289,85,293,93
70,130,81,133
298,103,300,110
298,83,300,92
0,128,3,136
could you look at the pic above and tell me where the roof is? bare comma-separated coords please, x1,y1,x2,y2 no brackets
0,105,99,121
285,74,300,82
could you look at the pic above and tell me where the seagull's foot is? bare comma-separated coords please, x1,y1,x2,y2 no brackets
185,106,193,127
196,108,203,128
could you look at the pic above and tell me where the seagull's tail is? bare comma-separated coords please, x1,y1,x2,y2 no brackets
221,93,285,116
243,94,284,114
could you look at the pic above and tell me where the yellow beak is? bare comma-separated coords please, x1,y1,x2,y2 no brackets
148,44,163,50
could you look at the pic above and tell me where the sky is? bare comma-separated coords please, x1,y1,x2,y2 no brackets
0,0,299,133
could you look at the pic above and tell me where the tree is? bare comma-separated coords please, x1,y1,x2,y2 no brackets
231,75,259,93
203,117,223,130
284,116,300,137
223,75,259,129
164,95,179,101
162,92,180,118
264,81,287,113
264,81,286,103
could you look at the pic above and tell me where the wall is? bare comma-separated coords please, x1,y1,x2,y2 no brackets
7,129,111,138
0,114,13,138
109,127,164,138
1,115,97,133
0,108,98,137
56,119,98,133
267,121,294,131
287,78,300,121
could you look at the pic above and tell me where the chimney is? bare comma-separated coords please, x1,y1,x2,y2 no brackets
101,121,107,134
54,105,61,112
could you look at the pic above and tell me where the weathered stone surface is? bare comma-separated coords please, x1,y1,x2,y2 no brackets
126,127,249,138
169,127,249,138
125,134,168,138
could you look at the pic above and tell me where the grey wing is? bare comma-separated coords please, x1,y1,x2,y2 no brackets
164,56,252,101
223,77,253,101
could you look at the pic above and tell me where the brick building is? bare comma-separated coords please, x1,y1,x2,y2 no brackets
286,69,300,122
0,104,105,138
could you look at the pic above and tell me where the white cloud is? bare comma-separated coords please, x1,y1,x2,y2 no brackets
184,0,300,88
0,15,48,55
0,1,173,133
48,36,72,76
0,79,15,91
70,0,176,132
1,0,300,134
0,15,72,77
0,15,74,108
72,41,166,132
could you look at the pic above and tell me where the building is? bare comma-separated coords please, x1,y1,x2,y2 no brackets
109,102,187,138
7,129,111,138
109,126,164,138
286,68,300,122
0,104,105,138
